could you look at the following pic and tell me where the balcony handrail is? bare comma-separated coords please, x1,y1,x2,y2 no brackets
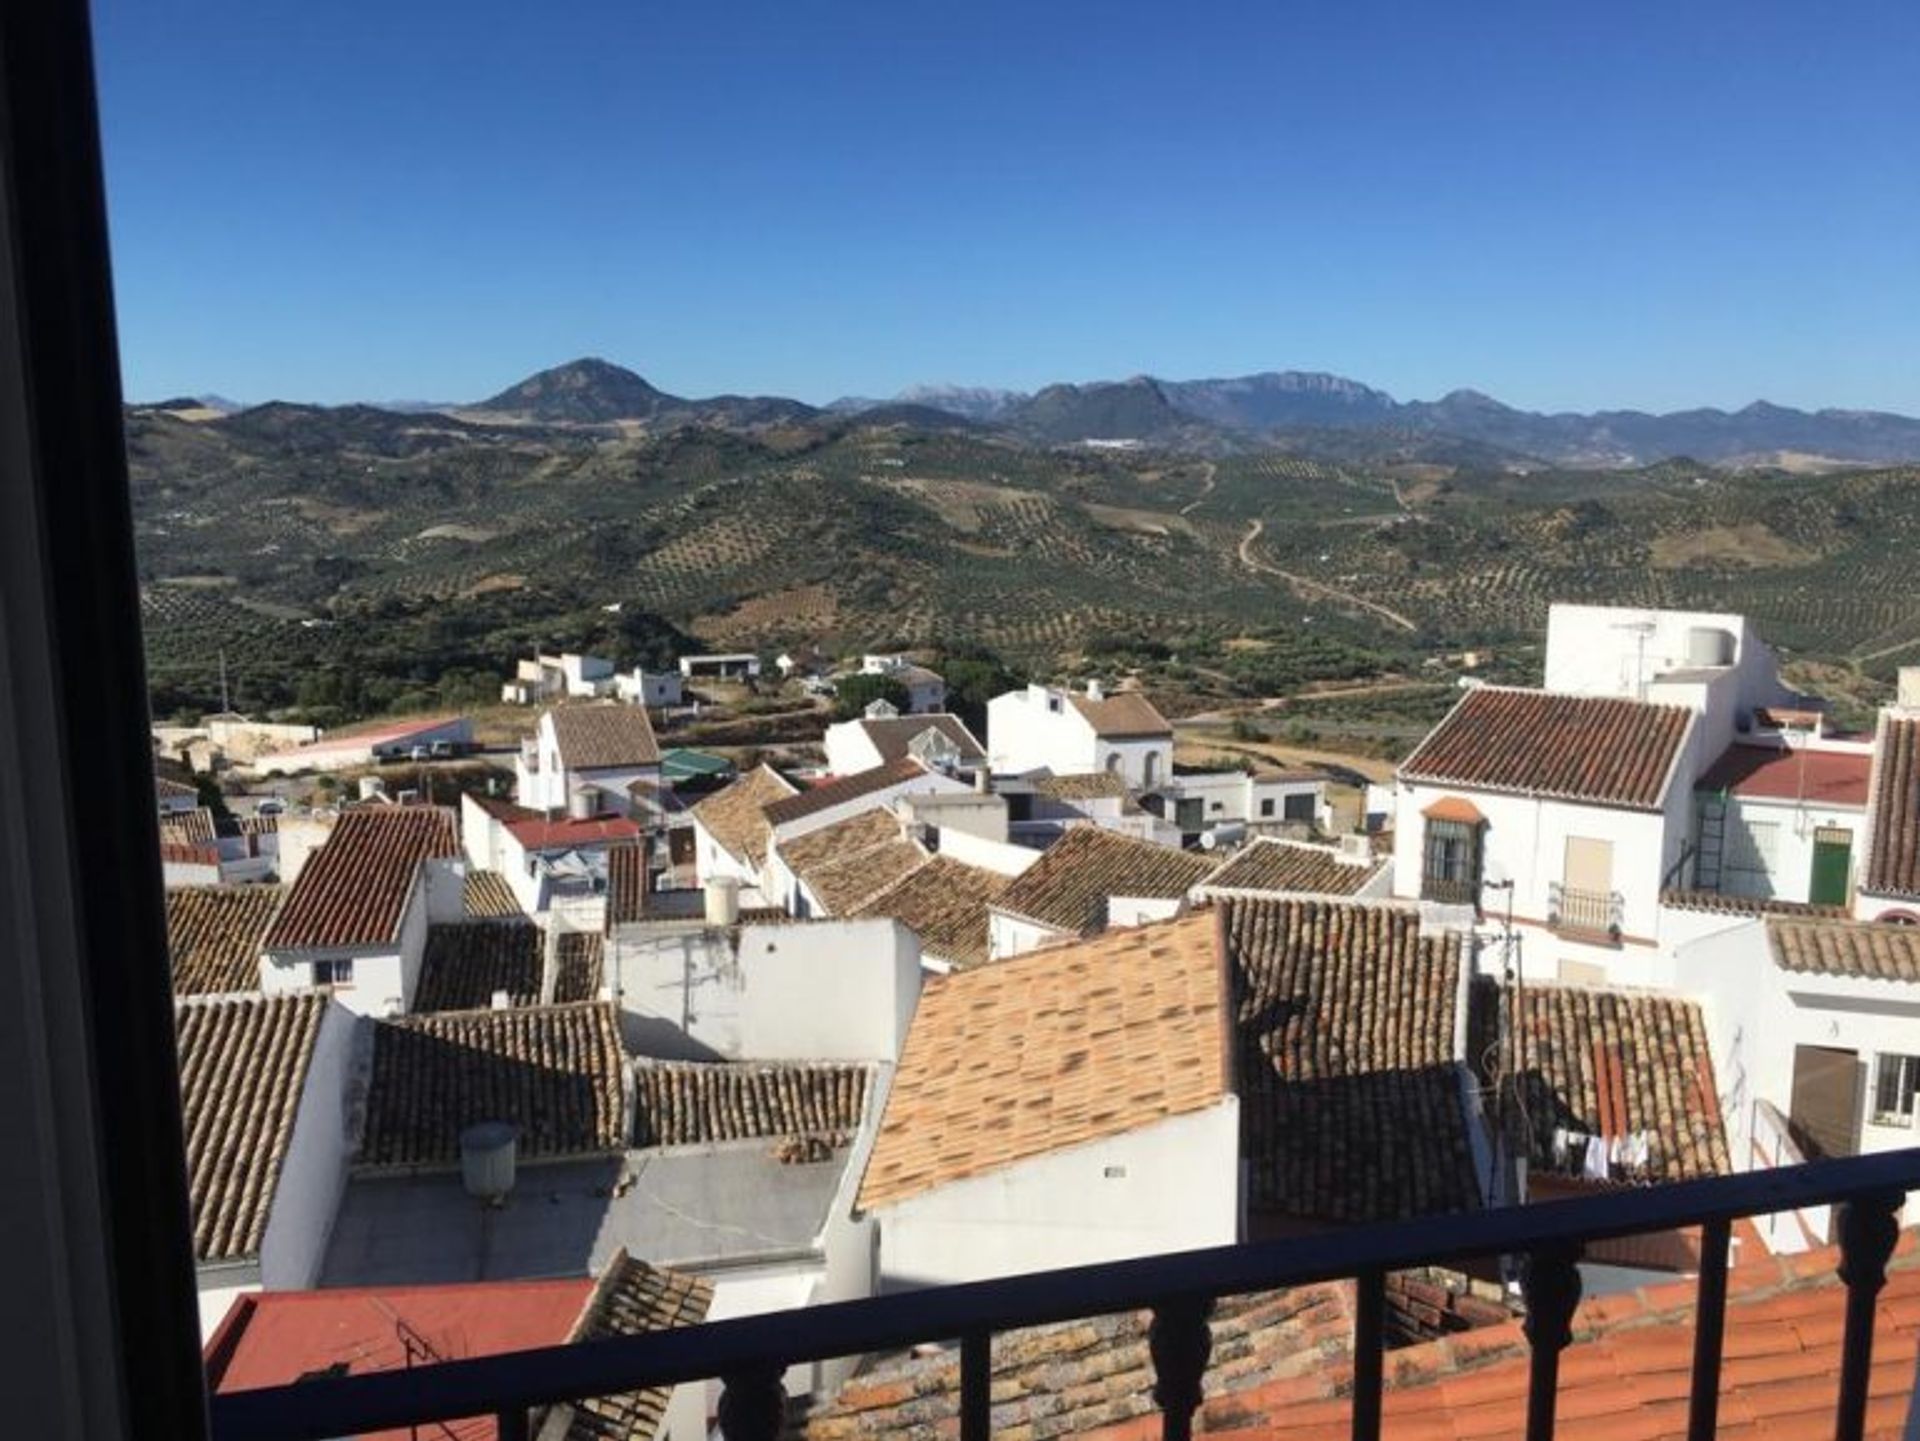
212,1147,1920,1441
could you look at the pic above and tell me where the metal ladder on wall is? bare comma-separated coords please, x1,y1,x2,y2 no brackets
1693,794,1728,891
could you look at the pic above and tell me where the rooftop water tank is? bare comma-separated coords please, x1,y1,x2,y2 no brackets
568,785,597,821
1686,627,1735,668
1200,821,1247,851
460,1121,517,1205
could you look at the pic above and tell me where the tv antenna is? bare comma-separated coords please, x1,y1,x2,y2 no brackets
1609,619,1657,701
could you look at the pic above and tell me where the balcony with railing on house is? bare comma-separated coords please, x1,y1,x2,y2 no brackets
211,1149,1920,1441
1547,882,1624,942
1420,875,1480,907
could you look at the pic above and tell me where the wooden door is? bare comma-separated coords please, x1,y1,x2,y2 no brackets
1810,828,1853,907
1790,1045,1862,1159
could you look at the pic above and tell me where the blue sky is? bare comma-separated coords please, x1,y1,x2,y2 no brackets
93,1,1920,412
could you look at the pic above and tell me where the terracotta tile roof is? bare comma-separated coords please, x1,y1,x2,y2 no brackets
1224,899,1478,1224
549,1251,715,1441
1659,888,1848,919
777,809,929,915
763,757,931,828
1864,714,1920,897
605,843,648,926
414,921,542,1011
205,1283,592,1440
1200,839,1385,898
992,826,1214,936
1030,771,1131,801
854,714,985,765
1400,687,1694,811
463,868,525,919
1474,979,1729,1185
264,806,458,951
689,764,798,869
1105,1234,1920,1441
175,992,329,1263
802,1284,1360,1441
1698,743,1872,808
1066,690,1172,738
547,703,661,770
161,806,218,847
1769,917,1920,982
167,885,283,994
859,914,1228,1212
553,932,605,1003
632,1059,872,1148
358,1002,627,1167
850,855,1011,968
238,814,278,837
506,814,643,850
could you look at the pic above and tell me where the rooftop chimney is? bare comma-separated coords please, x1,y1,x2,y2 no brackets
1900,666,1920,711
1086,679,1105,701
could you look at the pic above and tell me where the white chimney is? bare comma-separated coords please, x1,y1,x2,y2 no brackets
1900,667,1920,711
1086,679,1105,701
705,875,741,927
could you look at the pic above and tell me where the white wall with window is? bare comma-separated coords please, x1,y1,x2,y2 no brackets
1393,780,1682,984
1705,793,1864,908
1676,922,1920,1229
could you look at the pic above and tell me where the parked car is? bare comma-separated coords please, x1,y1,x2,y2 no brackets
254,797,287,818
429,739,456,758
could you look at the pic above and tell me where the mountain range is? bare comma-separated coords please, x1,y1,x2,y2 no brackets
156,357,1920,467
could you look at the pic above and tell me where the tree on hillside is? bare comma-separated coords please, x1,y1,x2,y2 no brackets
832,673,909,720
937,648,1023,732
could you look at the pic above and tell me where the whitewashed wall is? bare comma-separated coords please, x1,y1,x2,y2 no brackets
934,826,1041,877
873,1100,1240,1289
258,1001,357,1294
987,909,1069,961
738,920,922,1062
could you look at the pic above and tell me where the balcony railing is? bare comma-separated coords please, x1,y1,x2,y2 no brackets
1548,882,1623,940
1420,874,1478,906
212,1150,1920,1441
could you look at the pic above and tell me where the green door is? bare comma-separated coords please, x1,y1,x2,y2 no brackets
1810,828,1853,906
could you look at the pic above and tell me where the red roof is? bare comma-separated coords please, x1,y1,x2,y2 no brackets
206,1280,591,1439
264,806,458,951
275,714,464,759
506,814,643,850
1699,744,1872,808
1081,1227,1920,1441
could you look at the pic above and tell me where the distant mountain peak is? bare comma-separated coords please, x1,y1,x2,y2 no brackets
476,358,676,422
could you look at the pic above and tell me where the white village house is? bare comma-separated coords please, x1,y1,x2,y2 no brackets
177,992,357,1336
259,805,466,1015
986,681,1173,789
859,654,947,714
517,703,664,812
1389,604,1841,986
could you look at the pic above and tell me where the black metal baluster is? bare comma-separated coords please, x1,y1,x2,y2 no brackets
1149,1296,1214,1441
1519,1243,1582,1441
1835,1189,1904,1441
719,1367,787,1441
1350,1269,1385,1441
1684,1217,1731,1441
960,1331,992,1441
495,1407,529,1441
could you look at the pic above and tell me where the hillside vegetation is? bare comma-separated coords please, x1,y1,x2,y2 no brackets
127,392,1920,724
